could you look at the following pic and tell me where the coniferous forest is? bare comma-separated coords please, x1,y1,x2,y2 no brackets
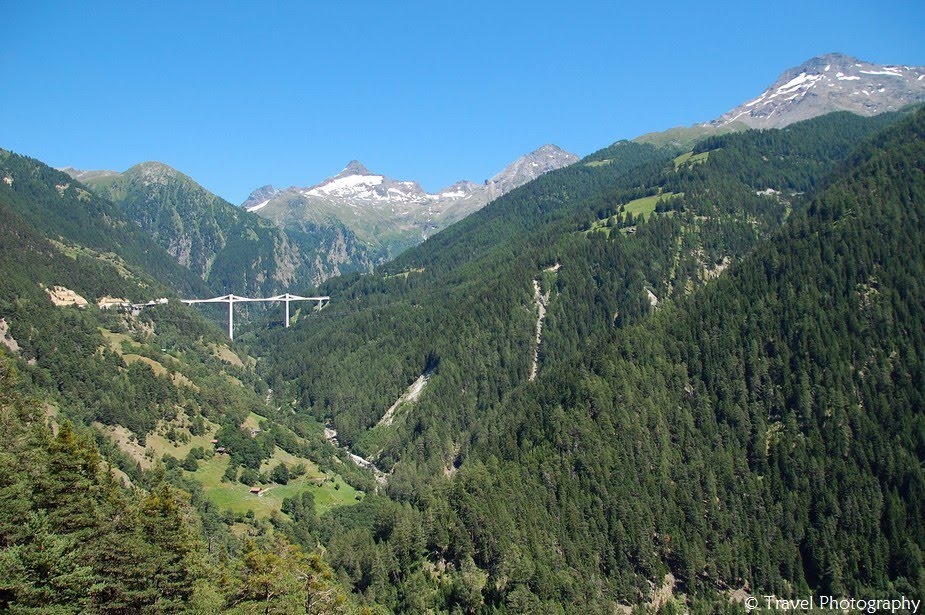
0,107,923,612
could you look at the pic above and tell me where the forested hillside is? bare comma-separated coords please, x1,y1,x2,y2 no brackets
0,151,371,611
1,151,208,297
253,111,903,453
0,357,355,612
243,109,924,610
421,107,925,609
0,151,268,437
1,107,922,612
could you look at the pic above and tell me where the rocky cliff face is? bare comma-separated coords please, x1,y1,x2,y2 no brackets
710,53,925,129
67,162,371,292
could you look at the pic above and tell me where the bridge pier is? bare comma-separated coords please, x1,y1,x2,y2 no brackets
228,296,234,339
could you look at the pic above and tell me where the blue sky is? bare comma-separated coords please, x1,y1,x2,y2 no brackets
3,1,924,203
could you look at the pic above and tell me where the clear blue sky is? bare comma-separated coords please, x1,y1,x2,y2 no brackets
3,1,924,203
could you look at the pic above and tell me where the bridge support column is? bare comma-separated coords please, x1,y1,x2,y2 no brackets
228,297,234,340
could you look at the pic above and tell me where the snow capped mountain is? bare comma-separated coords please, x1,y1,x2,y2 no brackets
710,53,925,129
300,160,431,204
242,144,578,260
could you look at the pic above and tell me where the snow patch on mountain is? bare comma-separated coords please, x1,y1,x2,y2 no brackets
778,72,824,94
242,185,279,212
859,69,903,77
306,173,384,197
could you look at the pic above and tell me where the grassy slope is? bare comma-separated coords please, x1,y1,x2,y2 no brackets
633,122,745,149
585,192,680,237
673,150,710,169
97,328,362,519
104,412,361,518
190,453,360,518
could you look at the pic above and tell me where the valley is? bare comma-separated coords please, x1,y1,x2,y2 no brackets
1,51,924,614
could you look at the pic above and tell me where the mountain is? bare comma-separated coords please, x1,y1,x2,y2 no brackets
69,162,373,293
0,148,241,437
2,151,208,297
244,144,578,261
0,150,362,612
483,143,581,199
710,52,925,129
247,109,924,609
240,184,280,211
7,54,925,612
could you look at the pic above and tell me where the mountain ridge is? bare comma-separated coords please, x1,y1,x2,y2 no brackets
67,161,374,293
67,144,579,278
243,144,578,211
242,144,579,262
709,52,925,129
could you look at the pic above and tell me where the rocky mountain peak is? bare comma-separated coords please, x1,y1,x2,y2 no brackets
127,161,190,186
486,144,579,197
242,185,280,212
799,52,859,71
338,160,375,177
533,144,573,158
709,53,925,129
134,161,177,174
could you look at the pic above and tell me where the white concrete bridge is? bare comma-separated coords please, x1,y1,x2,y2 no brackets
181,293,329,340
